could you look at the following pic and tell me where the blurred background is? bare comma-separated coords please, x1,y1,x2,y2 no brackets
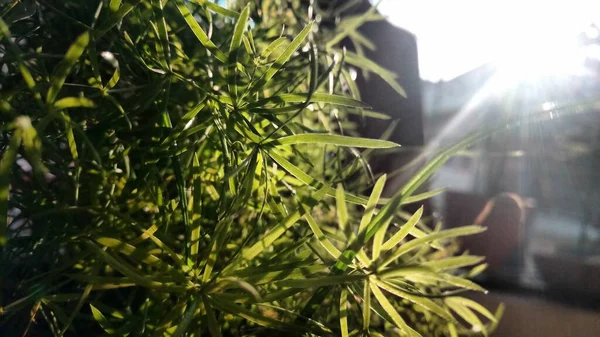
351,0,600,335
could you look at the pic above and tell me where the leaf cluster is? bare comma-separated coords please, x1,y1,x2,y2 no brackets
1,1,501,336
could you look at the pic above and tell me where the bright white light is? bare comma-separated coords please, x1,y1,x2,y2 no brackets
585,25,600,40
542,102,557,111
489,36,589,93
377,0,600,82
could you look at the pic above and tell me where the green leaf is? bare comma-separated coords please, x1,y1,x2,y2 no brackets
270,133,399,149
89,304,126,336
274,274,366,288
370,279,422,337
405,273,487,293
202,219,232,283
336,184,349,232
238,210,302,263
248,93,370,109
190,154,202,261
53,97,96,110
326,5,380,48
375,279,454,322
171,297,201,337
445,297,497,323
203,295,223,337
377,265,436,279
109,0,121,12
401,188,445,205
0,19,44,108
175,0,227,63
94,237,164,267
445,298,486,336
359,174,386,234
422,255,485,271
340,289,349,337
363,279,371,331
230,263,325,286
380,226,486,268
348,31,376,51
0,128,22,245
211,298,316,334
60,283,93,336
346,109,390,120
380,206,423,252
96,1,141,38
210,277,262,302
46,31,90,104
468,263,488,278
341,50,407,98
84,241,188,292
258,37,288,62
303,208,342,259
191,0,240,18
396,132,484,200
66,275,135,290
161,101,207,146
268,150,369,205
0,127,22,243
250,22,313,92
224,186,328,272
104,66,120,91
227,5,250,103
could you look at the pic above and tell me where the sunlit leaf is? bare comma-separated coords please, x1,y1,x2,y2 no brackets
270,133,399,148
370,279,422,337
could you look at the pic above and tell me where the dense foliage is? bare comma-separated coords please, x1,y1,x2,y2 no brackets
1,1,502,336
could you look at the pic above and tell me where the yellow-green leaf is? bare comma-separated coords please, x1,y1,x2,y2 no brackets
272,133,399,149
380,206,423,252
54,97,96,110
46,31,90,104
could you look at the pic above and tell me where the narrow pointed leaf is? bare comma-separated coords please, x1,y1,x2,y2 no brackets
190,154,202,261
94,237,164,267
422,255,485,271
227,5,250,102
251,22,313,91
359,174,386,233
336,184,349,232
204,295,223,337
46,31,90,104
375,279,454,322
96,1,141,38
53,97,96,110
274,274,365,288
446,297,497,323
445,299,485,335
340,289,349,337
370,280,422,337
0,129,22,246
259,37,287,62
380,206,423,251
272,133,399,149
171,297,201,337
304,209,342,259
342,50,407,98
401,188,445,205
248,93,369,109
380,226,486,268
268,151,369,204
175,0,227,63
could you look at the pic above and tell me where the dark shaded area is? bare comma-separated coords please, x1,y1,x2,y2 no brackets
332,0,425,194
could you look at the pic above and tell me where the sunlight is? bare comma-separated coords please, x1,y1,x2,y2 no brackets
377,0,600,82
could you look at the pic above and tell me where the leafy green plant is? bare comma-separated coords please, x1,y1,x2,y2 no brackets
1,1,502,336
